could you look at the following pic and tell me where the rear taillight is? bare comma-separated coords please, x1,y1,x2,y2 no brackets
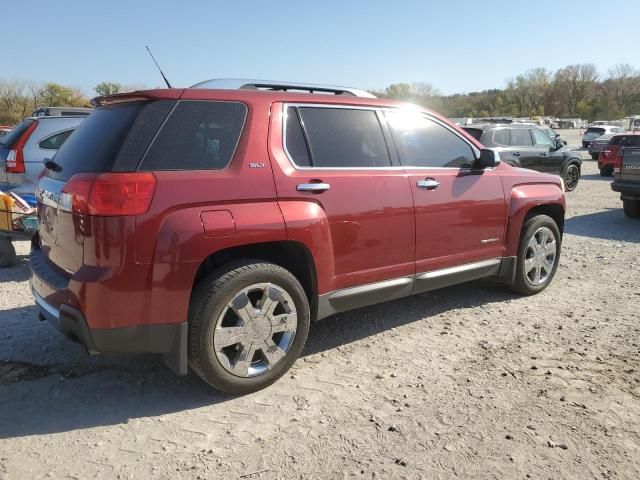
61,172,156,216
613,149,624,175
6,121,38,173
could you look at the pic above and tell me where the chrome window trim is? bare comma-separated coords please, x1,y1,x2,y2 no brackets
282,103,493,171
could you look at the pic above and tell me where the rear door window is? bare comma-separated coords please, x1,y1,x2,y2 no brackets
509,129,533,146
141,101,247,171
287,107,391,168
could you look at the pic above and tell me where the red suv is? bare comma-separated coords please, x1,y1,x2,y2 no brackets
30,80,566,393
598,133,640,176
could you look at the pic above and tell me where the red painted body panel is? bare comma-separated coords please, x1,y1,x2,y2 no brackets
32,88,566,336
598,145,620,169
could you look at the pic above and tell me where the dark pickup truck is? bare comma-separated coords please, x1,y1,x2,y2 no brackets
611,145,640,218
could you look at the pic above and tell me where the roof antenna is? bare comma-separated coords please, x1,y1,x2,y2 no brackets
145,45,172,88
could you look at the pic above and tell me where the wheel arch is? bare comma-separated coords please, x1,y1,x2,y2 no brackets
191,240,319,319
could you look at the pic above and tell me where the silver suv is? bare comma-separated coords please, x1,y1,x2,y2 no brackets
582,125,624,148
0,115,86,191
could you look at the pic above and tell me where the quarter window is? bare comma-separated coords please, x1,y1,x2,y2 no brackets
386,111,475,168
287,107,391,168
509,129,533,147
141,101,247,171
38,130,74,150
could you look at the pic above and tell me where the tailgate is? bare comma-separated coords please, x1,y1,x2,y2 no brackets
621,148,640,182
35,176,84,274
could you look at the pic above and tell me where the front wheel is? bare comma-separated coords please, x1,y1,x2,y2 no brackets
0,239,17,268
623,199,640,218
511,215,561,295
563,163,580,191
188,261,310,394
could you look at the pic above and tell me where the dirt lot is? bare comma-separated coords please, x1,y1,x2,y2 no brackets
1,157,639,480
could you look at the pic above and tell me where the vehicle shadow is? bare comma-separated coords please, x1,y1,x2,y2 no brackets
565,208,639,243
0,281,515,438
580,174,612,182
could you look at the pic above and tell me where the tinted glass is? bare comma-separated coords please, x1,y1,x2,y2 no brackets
142,101,247,171
38,130,73,150
612,127,624,133
0,119,35,147
586,127,605,134
532,129,555,147
285,107,311,166
387,112,475,168
298,107,391,168
45,103,145,181
509,129,533,146
493,129,510,146
462,128,483,141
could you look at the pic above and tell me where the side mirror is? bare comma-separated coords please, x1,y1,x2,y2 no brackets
475,149,499,169
553,139,564,150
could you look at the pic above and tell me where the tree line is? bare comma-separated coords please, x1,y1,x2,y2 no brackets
1,63,639,124
373,63,640,121
0,81,142,124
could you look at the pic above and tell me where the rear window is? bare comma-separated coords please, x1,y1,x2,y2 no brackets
613,135,640,147
140,101,247,171
45,103,147,181
0,119,36,147
462,128,483,141
586,127,605,135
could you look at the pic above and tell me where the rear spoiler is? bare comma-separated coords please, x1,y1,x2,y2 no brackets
91,89,184,107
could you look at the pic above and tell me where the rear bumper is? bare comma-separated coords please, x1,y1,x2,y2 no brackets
30,248,188,375
611,180,640,199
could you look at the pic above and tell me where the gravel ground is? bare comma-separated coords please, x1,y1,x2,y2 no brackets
1,157,639,480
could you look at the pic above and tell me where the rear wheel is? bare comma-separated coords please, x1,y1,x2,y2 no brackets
0,239,17,268
623,199,640,219
599,166,614,176
511,215,561,295
188,261,310,394
563,163,580,191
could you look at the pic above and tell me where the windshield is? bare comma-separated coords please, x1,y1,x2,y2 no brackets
0,119,35,147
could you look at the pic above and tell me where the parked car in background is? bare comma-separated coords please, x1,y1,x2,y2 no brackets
0,126,11,138
582,125,624,148
631,116,640,133
30,80,566,394
588,133,615,160
599,133,640,176
541,127,567,146
463,123,582,191
611,140,640,217
0,116,84,190
31,106,92,118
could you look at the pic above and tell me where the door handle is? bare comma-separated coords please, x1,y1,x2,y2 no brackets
513,152,521,157
297,182,330,193
540,152,547,156
416,179,440,190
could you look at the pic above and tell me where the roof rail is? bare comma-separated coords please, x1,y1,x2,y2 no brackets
190,78,376,98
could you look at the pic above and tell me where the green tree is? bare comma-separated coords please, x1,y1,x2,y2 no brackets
94,81,122,96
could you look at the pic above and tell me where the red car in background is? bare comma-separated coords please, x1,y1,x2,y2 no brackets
598,133,640,176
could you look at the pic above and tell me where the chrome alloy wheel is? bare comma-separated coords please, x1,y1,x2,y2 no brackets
214,283,297,377
524,226,557,286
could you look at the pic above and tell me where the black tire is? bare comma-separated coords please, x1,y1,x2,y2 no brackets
599,166,614,177
511,215,561,296
563,163,580,191
623,199,640,219
188,260,310,394
0,240,17,268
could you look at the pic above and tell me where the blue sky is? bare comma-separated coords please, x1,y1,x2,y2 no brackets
4,0,639,96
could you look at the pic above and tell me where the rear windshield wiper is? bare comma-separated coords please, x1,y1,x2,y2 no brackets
43,158,63,173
